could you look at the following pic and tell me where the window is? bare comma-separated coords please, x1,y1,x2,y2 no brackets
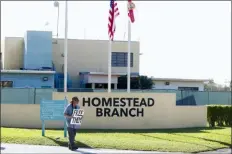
112,52,133,67
41,86,52,88
165,82,170,86
0,81,13,88
42,77,49,81
178,87,199,91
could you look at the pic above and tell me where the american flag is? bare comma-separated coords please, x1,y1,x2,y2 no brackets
108,0,120,41
128,0,135,23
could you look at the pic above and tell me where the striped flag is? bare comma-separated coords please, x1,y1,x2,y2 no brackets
128,0,135,23
108,0,120,41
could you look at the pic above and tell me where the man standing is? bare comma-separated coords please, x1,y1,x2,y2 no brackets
64,96,80,151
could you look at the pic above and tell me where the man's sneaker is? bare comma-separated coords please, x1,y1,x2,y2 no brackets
68,144,74,150
68,144,78,151
69,147,76,151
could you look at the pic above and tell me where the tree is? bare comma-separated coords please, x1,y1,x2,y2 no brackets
118,75,153,90
223,85,231,91
204,80,217,91
118,76,139,89
204,79,231,91
138,75,153,89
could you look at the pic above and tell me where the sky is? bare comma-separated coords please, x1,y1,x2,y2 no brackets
1,1,231,85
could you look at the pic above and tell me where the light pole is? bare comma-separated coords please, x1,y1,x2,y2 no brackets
54,1,60,39
64,0,68,93
53,1,67,92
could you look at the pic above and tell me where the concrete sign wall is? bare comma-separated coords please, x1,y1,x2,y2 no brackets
53,92,207,129
0,92,207,129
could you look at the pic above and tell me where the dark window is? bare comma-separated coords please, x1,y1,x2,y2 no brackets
165,82,170,85
0,52,2,70
85,83,92,89
178,87,199,91
112,52,133,67
1,81,13,88
41,86,52,88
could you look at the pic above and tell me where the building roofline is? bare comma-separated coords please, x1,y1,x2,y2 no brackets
4,37,24,39
53,38,139,43
89,72,128,76
80,72,139,76
1,70,55,74
152,77,211,82
4,36,139,43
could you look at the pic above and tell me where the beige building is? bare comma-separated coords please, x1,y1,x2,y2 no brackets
152,78,210,91
3,37,140,89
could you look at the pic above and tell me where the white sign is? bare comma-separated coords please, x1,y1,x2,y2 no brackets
70,109,84,125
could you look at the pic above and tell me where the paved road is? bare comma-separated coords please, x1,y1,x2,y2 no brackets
1,143,231,154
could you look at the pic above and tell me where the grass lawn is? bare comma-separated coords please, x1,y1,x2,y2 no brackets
1,127,231,153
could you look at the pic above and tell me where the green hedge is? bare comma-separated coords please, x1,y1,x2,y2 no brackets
207,105,232,127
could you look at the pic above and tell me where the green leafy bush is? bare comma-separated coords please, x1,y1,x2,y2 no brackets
207,105,232,127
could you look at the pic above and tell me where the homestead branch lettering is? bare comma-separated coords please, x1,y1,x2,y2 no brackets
82,97,155,117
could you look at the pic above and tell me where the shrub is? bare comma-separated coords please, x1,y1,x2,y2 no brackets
207,105,232,127
224,106,232,126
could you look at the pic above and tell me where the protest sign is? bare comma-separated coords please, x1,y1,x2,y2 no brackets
70,109,84,125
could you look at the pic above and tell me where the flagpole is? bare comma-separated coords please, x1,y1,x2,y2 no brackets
108,40,112,93
127,0,135,93
108,0,119,93
64,0,68,93
127,18,131,93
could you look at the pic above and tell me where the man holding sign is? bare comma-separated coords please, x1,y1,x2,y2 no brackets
64,97,84,151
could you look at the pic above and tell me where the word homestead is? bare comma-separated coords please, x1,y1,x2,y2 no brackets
82,97,155,117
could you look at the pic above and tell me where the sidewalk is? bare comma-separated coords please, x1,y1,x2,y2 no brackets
197,148,231,154
0,143,182,154
1,143,231,154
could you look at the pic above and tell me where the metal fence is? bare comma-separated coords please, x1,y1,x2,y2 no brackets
1,88,56,104
93,89,231,105
1,88,231,105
